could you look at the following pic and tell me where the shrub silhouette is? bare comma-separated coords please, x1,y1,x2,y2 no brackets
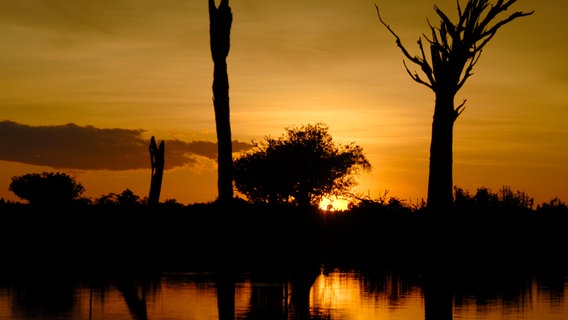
9,172,85,207
233,123,371,208
94,188,143,208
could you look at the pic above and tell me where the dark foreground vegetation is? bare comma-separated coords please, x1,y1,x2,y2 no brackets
1,186,566,275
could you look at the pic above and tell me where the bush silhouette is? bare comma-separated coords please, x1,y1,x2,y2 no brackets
9,172,85,207
233,123,371,208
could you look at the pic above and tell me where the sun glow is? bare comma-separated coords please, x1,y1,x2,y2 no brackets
319,197,350,212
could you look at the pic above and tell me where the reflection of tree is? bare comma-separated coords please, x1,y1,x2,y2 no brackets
241,272,288,320
216,271,236,320
537,272,565,308
359,268,422,302
0,269,564,319
356,266,453,320
113,277,149,320
240,264,321,320
423,269,453,320
289,264,321,320
452,268,534,314
9,276,76,319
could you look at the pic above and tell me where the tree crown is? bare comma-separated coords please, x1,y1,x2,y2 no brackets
233,123,371,208
9,172,85,207
376,0,534,100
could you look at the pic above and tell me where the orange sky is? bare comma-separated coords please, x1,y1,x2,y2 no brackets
1,0,566,207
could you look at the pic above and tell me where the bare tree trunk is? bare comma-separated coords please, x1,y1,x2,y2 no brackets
148,136,164,207
376,1,533,215
209,0,234,205
427,94,455,213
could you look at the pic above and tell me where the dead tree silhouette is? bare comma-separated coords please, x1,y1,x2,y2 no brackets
148,136,164,207
209,0,234,205
376,0,533,213
113,277,149,320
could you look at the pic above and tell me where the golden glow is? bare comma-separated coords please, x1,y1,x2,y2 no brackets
0,272,566,319
310,271,426,319
319,197,350,212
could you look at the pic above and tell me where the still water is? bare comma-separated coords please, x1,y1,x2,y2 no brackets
0,266,566,320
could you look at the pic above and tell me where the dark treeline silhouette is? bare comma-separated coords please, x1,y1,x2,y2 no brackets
0,184,567,273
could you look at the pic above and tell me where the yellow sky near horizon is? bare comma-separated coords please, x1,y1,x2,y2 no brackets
1,0,567,207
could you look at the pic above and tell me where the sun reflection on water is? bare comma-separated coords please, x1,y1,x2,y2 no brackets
310,271,425,320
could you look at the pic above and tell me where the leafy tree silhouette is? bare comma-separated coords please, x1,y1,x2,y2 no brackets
209,0,234,205
9,172,85,207
94,189,143,208
375,0,534,213
233,123,371,209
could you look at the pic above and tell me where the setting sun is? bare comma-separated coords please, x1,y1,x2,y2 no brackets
319,197,351,212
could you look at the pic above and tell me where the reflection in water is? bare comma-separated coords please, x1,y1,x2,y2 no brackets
0,267,566,320
216,271,236,320
422,268,453,320
113,276,149,320
6,275,77,319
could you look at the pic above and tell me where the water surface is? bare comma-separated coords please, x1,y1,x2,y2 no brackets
0,265,566,320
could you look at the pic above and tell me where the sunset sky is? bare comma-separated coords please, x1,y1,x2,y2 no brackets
1,0,566,207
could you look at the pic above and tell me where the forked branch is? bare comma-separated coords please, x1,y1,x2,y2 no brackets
375,0,534,95
375,4,435,89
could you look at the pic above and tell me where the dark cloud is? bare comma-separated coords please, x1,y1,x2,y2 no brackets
0,121,252,171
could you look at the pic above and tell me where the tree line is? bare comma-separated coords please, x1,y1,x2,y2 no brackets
3,167,566,215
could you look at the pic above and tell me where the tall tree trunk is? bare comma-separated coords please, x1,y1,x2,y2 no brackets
427,93,455,213
376,0,534,215
209,0,233,204
148,136,164,207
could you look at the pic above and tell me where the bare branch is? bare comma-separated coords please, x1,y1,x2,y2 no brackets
434,5,459,39
457,48,482,90
375,5,420,64
417,39,436,86
454,99,467,120
403,61,433,89
376,4,435,88
477,10,534,50
377,0,533,98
